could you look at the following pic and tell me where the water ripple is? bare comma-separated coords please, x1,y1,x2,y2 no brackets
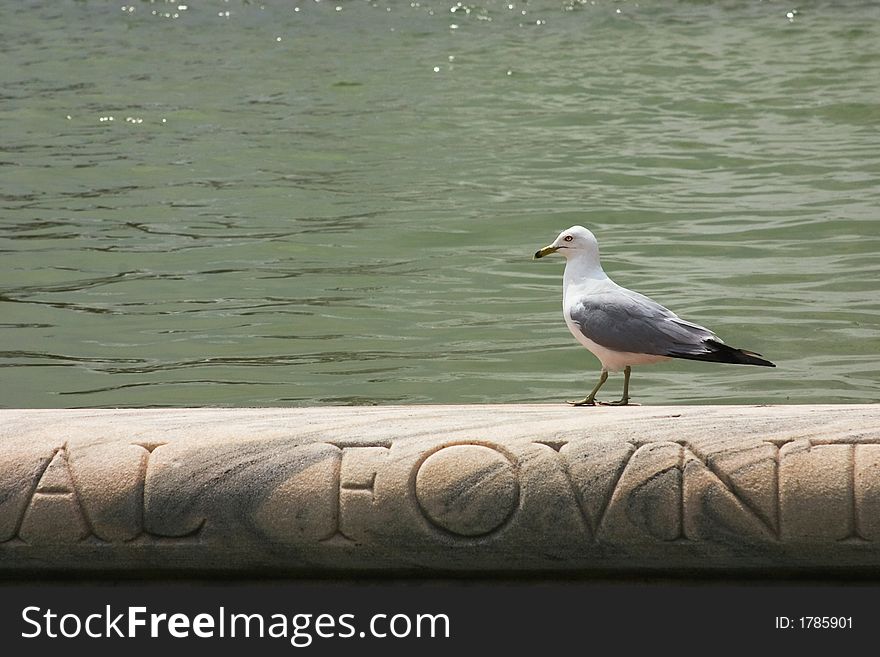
2,0,879,406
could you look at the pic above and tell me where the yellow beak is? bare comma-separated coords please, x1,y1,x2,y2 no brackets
533,245,559,259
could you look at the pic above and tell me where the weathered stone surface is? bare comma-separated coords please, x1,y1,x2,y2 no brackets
0,405,879,574
415,444,519,537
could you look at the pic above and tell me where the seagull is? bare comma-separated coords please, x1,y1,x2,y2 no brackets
534,225,775,406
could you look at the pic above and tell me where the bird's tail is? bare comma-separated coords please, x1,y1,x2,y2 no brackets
670,340,776,367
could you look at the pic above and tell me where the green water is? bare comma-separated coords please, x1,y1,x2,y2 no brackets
2,0,879,407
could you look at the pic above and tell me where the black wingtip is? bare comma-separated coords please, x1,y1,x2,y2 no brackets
669,341,776,367
735,347,776,367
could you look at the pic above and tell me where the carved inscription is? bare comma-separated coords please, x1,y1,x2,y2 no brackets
2,432,878,557
414,444,519,537
1,441,204,545
18,448,90,545
337,445,388,541
247,436,879,547
532,438,875,545
255,442,392,545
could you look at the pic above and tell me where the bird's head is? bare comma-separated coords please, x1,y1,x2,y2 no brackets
533,225,600,263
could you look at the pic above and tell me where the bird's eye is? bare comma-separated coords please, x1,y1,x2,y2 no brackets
563,235,573,242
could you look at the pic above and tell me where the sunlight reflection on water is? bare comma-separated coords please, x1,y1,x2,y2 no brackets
1,0,878,407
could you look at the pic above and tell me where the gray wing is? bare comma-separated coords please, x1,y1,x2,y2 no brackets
568,289,719,357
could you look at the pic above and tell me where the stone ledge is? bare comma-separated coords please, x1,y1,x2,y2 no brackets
1,405,879,576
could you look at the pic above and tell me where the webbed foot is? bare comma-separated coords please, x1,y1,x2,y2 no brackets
567,398,598,406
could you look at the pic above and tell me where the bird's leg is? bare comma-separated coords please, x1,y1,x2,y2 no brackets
568,370,608,406
599,365,639,406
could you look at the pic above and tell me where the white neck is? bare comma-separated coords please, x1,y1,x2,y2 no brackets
563,253,608,290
